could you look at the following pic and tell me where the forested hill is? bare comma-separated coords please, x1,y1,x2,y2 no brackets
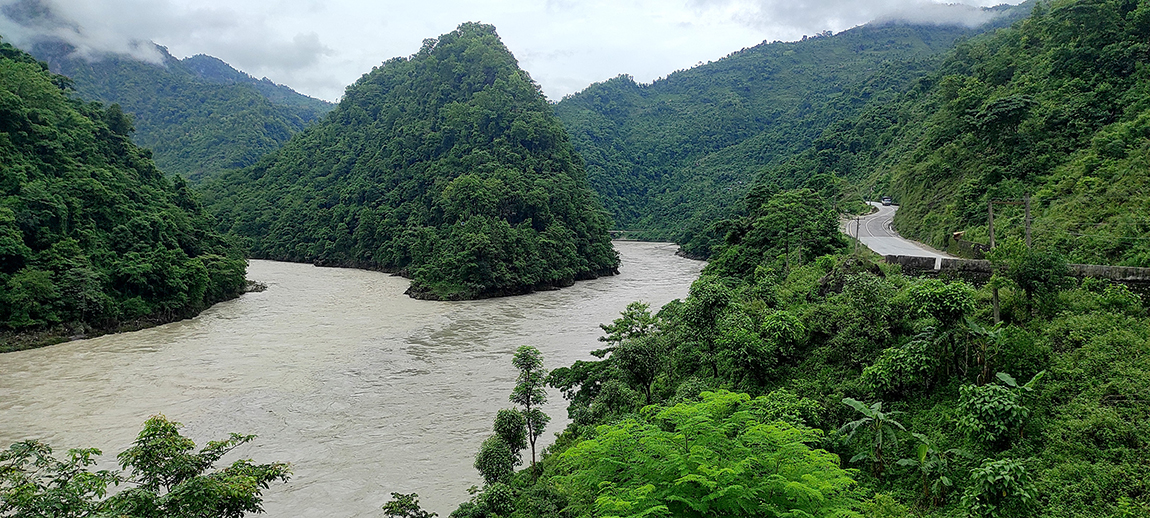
882,0,1150,266
0,38,247,350
18,39,334,181
199,23,619,301
555,4,1029,252
762,0,1150,267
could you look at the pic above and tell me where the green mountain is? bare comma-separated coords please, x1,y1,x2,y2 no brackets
200,23,619,300
19,39,334,181
555,6,1028,253
0,38,247,349
883,0,1150,266
765,0,1149,266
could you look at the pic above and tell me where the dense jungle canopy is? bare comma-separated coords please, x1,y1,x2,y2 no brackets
0,38,246,349
199,23,619,300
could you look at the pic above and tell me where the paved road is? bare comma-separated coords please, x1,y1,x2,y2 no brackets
841,202,954,261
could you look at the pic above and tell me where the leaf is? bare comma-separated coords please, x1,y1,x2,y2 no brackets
841,397,871,416
996,372,1019,387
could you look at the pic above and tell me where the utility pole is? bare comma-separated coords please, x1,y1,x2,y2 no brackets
986,194,1030,323
989,198,999,323
1025,193,1031,249
988,199,995,249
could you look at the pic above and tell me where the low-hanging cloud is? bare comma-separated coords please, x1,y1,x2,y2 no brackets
0,0,335,85
0,0,171,62
690,0,1004,35
0,0,1022,102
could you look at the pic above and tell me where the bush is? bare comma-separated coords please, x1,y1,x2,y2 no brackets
957,383,1026,447
961,458,1036,518
862,338,936,397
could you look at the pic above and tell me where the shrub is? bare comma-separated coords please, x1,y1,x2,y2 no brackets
961,458,1036,518
862,337,937,397
957,383,1027,447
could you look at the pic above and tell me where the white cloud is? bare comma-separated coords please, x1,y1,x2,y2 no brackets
0,0,1022,102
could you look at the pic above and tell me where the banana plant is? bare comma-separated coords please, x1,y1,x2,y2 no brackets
839,398,906,477
897,433,971,508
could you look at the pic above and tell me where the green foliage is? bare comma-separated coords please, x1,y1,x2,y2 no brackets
474,436,517,486
596,301,657,354
960,458,1036,518
988,238,1072,314
0,38,245,344
552,390,861,518
511,345,549,473
613,334,666,405
957,380,1029,448
861,336,937,397
878,0,1150,266
0,441,120,517
839,398,907,476
858,494,911,517
200,23,617,300
708,188,846,275
554,20,1021,250
383,492,437,518
493,409,528,456
908,279,976,327
23,40,332,180
0,415,289,518
896,433,969,508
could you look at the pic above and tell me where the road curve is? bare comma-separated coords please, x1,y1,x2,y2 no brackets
841,202,954,260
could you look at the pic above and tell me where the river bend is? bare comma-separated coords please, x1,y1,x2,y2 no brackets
0,241,702,517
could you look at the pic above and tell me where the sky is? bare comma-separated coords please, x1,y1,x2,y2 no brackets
0,0,1022,103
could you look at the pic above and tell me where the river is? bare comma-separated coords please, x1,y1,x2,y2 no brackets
0,241,703,517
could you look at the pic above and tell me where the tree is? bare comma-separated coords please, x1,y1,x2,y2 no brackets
595,301,657,355
612,334,666,405
896,433,969,508
988,239,1070,317
0,415,289,518
510,345,549,476
474,410,527,486
492,409,527,459
382,492,437,518
960,458,1036,518
474,436,516,486
0,441,120,517
111,415,291,518
553,391,860,518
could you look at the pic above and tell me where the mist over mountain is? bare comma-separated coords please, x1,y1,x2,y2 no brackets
22,38,333,180
1,0,333,180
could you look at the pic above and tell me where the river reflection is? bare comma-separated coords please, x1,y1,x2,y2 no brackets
0,241,702,517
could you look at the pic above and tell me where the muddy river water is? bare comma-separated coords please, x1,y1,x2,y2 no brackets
0,241,702,517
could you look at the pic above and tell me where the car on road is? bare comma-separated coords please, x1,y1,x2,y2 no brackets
881,196,893,206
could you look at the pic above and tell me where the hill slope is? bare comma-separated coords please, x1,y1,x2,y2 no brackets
885,0,1150,266
0,38,246,349
2,7,335,182
555,6,1028,251
766,0,1150,266
200,23,618,300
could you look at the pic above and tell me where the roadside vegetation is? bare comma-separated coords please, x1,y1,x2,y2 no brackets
438,186,1149,517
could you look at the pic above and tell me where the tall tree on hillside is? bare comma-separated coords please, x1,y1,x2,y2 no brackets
510,345,549,476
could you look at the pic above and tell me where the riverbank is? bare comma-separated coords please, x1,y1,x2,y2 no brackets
0,242,702,518
0,281,265,353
